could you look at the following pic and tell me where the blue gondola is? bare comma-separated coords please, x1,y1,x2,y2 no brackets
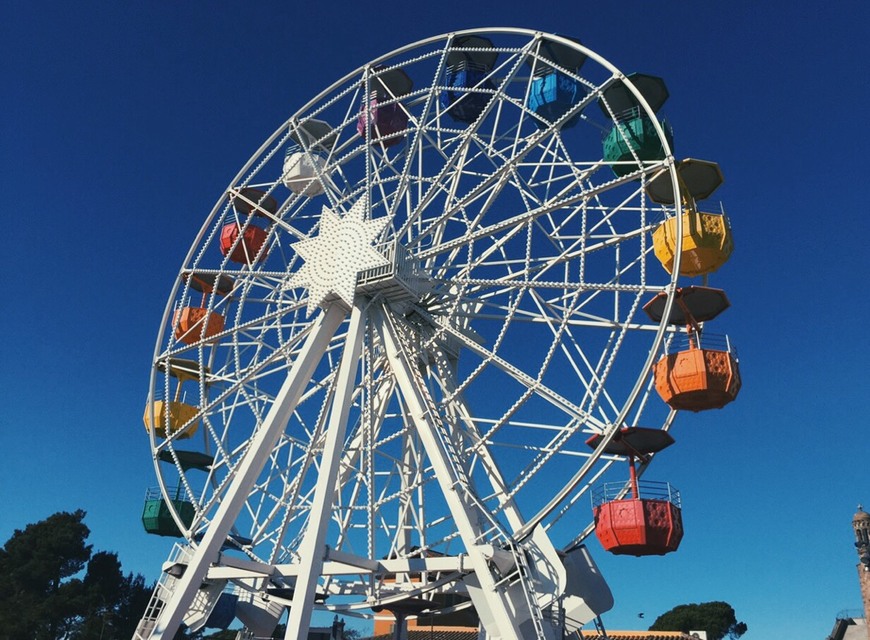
525,35,587,130
440,35,498,123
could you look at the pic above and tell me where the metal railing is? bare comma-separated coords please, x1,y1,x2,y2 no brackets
359,240,415,283
835,609,866,621
133,543,193,640
357,239,427,302
664,331,737,356
144,486,188,502
591,479,681,508
695,200,728,216
610,104,664,124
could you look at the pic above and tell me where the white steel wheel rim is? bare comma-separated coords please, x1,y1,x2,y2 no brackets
146,27,682,611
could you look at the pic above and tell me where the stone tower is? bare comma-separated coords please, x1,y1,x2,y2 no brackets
853,506,870,640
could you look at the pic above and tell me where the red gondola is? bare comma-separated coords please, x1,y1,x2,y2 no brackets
219,188,276,264
589,427,683,556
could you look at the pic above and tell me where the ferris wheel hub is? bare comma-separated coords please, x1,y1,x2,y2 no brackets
356,238,431,307
285,197,390,312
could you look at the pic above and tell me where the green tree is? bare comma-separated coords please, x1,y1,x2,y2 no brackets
71,551,153,639
0,511,153,640
0,510,91,639
115,573,153,638
649,601,747,640
270,619,359,639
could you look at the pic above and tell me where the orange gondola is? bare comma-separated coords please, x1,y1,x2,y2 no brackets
172,272,234,346
645,286,741,411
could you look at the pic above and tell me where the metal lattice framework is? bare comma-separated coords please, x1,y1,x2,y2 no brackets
137,28,685,640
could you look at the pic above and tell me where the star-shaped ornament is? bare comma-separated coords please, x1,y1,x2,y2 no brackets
286,196,389,313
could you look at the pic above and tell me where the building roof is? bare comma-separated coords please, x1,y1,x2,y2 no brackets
827,616,868,640
364,630,702,640
579,633,699,640
366,631,477,640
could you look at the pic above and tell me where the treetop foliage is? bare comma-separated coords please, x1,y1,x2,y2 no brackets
0,511,363,640
0,510,152,640
2,509,91,594
649,601,747,640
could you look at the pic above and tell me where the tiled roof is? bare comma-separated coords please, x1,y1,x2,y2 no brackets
364,631,697,640
579,632,696,639
366,631,477,640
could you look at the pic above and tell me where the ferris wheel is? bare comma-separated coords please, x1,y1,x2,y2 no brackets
135,28,739,640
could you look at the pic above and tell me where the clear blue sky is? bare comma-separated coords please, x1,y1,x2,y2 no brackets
2,2,869,639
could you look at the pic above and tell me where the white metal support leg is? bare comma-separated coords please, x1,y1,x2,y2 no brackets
284,299,368,640
374,306,528,640
147,304,347,640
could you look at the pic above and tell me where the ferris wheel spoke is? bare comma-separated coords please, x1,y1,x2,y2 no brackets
428,344,527,532
376,305,496,537
410,121,611,255
373,303,550,639
559,323,625,420
426,310,609,435
202,325,348,428
303,351,400,563
426,218,660,299
370,83,468,219
415,170,645,267
251,403,336,560
225,187,311,242
435,290,630,353
394,46,533,244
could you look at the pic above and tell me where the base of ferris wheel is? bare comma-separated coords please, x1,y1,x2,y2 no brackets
133,530,616,640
